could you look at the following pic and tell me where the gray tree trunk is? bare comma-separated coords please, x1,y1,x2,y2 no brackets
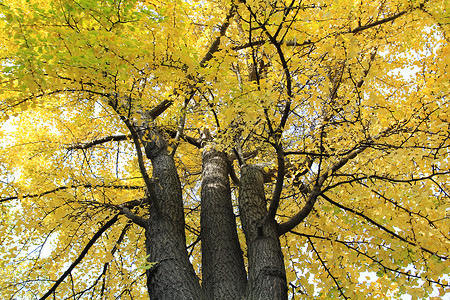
140,130,287,300
239,165,288,300
201,148,247,300
142,128,204,300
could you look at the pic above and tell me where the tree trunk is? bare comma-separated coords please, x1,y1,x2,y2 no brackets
145,217,204,300
239,165,287,300
140,128,287,300
201,148,247,300
142,128,204,300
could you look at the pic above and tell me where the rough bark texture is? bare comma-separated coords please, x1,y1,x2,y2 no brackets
139,128,287,300
145,217,204,300
239,165,287,300
200,148,247,300
142,128,204,300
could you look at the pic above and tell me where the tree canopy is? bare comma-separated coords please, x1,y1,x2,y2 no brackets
0,0,449,299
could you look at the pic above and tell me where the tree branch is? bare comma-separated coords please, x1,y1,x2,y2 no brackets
233,5,422,53
232,38,313,51
147,99,174,120
350,10,408,34
1,184,144,203
199,4,236,67
284,150,330,157
291,231,449,287
278,184,321,235
323,169,450,193
119,206,147,228
246,5,295,221
165,128,202,148
321,193,447,260
73,222,132,298
66,134,130,150
66,127,202,152
279,141,370,234
306,236,349,299
266,147,285,221
39,214,120,300
119,115,161,216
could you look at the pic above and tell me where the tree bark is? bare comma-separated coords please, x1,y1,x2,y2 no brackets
200,148,247,300
142,127,204,300
239,165,287,300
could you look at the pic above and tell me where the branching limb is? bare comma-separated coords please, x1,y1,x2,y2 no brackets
165,128,202,148
226,149,259,185
366,185,446,233
279,142,370,235
147,99,174,120
234,4,424,52
232,39,312,51
39,214,120,300
323,169,450,193
246,2,293,125
248,17,290,221
233,139,246,166
278,184,320,235
226,154,241,186
144,4,236,123
350,10,408,34
284,150,330,157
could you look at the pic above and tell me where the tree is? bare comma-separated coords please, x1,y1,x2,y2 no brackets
0,0,449,299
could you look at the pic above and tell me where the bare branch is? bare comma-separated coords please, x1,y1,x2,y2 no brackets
145,128,201,149
321,193,447,260
66,134,130,150
284,150,330,157
200,5,236,67
118,114,161,216
266,147,285,221
233,4,423,53
119,206,147,228
350,10,408,34
73,223,132,298
323,169,450,193
292,231,448,287
148,99,173,120
232,39,313,51
1,184,144,203
279,140,370,235
226,155,240,186
278,184,320,235
306,236,349,299
39,214,120,300
170,96,192,156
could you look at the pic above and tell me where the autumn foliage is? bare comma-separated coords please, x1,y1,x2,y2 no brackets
0,0,449,299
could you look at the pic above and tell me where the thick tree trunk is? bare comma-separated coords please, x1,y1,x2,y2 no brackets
145,217,204,300
200,148,247,300
239,165,287,300
142,128,204,300
139,127,287,300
